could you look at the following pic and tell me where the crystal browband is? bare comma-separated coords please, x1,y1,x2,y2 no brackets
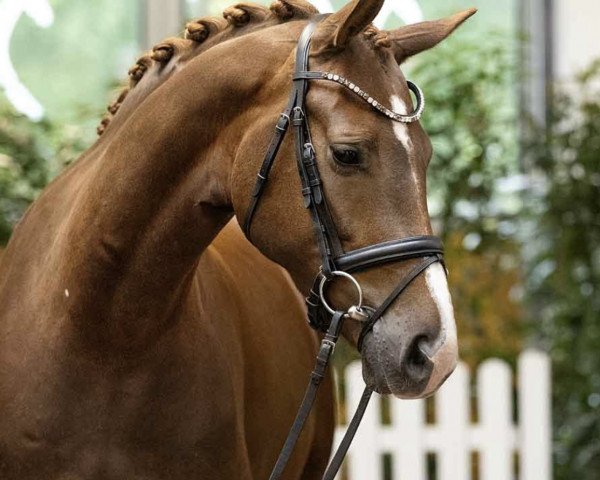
293,71,425,123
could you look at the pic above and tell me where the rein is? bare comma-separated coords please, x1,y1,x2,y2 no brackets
243,20,446,480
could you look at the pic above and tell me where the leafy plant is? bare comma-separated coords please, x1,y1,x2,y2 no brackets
525,59,600,480
0,97,87,245
412,33,523,367
412,33,519,239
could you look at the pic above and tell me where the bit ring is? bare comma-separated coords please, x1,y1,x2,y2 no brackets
319,271,363,315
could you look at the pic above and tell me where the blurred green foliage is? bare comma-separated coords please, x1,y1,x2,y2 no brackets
0,97,87,244
414,33,523,368
525,60,600,479
412,33,519,239
10,0,138,123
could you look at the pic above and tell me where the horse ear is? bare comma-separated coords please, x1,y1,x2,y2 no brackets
320,0,385,49
388,8,477,64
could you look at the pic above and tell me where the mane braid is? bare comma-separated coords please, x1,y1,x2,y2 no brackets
97,0,320,136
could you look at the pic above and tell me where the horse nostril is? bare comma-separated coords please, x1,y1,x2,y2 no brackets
404,335,432,380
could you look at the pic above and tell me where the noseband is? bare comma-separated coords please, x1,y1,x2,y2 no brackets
243,21,446,480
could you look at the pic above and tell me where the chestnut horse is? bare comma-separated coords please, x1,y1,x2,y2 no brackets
0,0,474,478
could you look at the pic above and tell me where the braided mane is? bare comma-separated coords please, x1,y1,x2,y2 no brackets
97,0,319,136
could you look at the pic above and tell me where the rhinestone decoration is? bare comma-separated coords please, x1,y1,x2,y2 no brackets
319,71,425,123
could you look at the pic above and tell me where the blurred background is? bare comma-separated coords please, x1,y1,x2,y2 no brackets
0,0,598,478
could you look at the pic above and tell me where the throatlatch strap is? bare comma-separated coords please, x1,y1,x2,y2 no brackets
243,90,298,238
268,311,345,480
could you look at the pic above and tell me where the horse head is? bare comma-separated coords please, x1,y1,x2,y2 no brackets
230,0,475,398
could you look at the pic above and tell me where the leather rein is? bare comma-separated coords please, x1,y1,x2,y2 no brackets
242,20,446,480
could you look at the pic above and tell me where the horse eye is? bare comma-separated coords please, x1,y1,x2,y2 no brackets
331,147,360,166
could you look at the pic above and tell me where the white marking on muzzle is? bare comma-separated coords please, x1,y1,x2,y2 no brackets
423,262,458,393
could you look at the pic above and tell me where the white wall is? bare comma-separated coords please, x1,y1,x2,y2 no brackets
554,0,600,79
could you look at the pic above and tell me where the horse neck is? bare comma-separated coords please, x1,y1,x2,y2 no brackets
55,37,292,348
98,16,261,137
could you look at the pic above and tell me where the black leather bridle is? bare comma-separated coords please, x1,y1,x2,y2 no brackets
243,20,446,480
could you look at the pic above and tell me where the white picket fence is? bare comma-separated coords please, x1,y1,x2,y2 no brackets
334,350,551,480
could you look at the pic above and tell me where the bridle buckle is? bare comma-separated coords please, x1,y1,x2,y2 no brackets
291,106,304,125
275,113,290,131
321,338,336,353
